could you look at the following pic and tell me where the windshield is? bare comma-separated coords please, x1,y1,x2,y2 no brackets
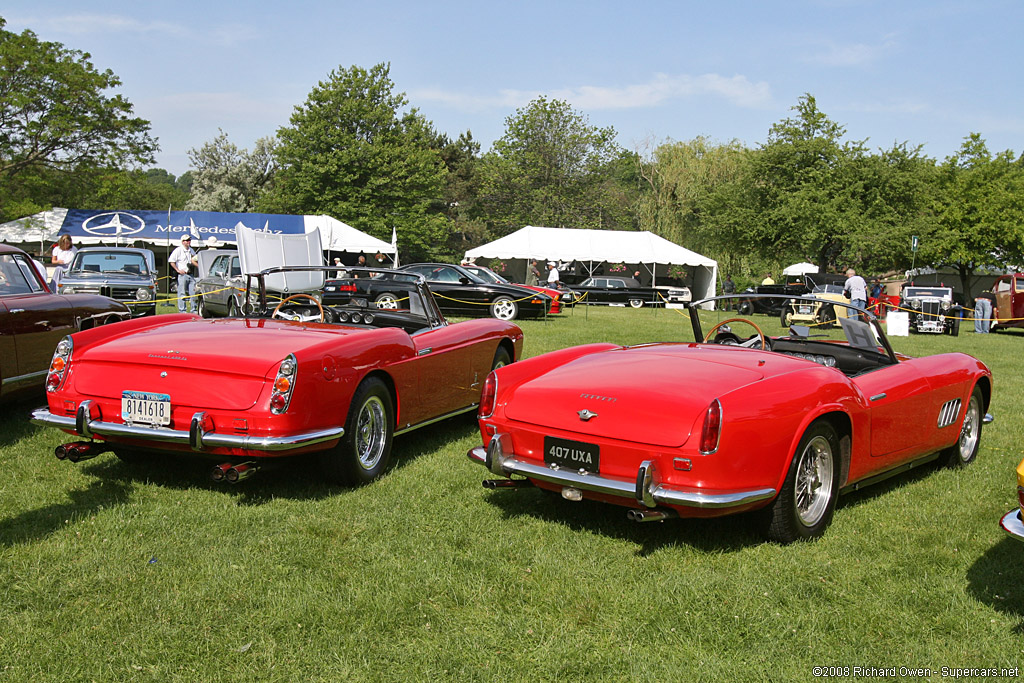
903,287,951,298
465,266,509,285
70,251,149,276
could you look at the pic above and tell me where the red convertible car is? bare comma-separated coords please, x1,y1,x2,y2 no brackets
469,294,992,543
1,243,130,401
32,267,523,485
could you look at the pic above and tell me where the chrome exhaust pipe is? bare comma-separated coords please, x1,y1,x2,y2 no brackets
57,441,105,463
626,508,677,523
226,462,258,484
210,462,234,483
482,478,532,489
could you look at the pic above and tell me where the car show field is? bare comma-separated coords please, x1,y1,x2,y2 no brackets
2,304,1023,679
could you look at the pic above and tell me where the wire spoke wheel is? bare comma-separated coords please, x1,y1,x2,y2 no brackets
794,435,835,527
355,395,388,470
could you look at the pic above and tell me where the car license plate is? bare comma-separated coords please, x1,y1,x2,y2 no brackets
544,436,599,473
122,390,171,426
798,305,812,314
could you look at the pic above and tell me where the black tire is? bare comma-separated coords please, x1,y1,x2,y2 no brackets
761,421,841,543
490,296,518,321
198,296,211,319
780,308,793,327
738,301,754,316
939,386,983,468
319,377,394,486
628,298,644,309
227,298,238,318
948,317,960,336
375,293,400,310
491,345,512,371
818,306,835,330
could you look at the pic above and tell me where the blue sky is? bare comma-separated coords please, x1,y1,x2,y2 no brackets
4,1,1022,176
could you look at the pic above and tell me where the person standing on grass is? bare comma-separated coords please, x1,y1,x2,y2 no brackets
169,235,199,314
843,268,868,311
974,289,996,334
50,234,77,289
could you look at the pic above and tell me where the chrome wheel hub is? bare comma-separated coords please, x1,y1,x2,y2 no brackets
795,435,834,526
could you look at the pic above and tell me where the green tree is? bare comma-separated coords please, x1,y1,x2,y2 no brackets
186,130,278,212
262,63,449,262
0,18,156,183
926,134,1024,297
436,131,488,258
479,97,628,234
745,94,867,272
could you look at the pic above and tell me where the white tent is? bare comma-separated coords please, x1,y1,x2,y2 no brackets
464,226,718,301
304,215,396,259
783,262,819,276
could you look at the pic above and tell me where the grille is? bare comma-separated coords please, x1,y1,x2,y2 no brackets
921,300,941,318
101,285,139,301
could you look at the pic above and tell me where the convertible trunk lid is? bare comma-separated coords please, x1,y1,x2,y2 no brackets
69,318,360,410
503,345,766,447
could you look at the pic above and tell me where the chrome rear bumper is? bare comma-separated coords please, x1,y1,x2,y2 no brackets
31,401,343,454
468,434,776,510
1000,509,1024,542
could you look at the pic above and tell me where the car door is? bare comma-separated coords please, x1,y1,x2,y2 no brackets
852,361,940,466
406,325,483,421
0,253,77,393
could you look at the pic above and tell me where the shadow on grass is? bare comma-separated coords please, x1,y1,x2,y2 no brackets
966,536,1024,633
0,477,133,547
61,414,482,506
481,485,763,555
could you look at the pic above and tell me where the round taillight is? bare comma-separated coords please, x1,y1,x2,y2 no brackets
274,376,291,393
50,356,66,372
699,399,722,454
45,373,61,392
270,393,287,412
479,372,497,418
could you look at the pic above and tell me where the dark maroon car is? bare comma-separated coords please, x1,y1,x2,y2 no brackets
0,243,130,400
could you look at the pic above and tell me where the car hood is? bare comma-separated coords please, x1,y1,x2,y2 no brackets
502,344,766,448
63,272,154,283
69,318,366,410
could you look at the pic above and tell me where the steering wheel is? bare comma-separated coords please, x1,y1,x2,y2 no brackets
703,317,768,350
272,293,325,323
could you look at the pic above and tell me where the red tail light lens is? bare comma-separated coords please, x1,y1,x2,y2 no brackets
47,337,73,393
479,371,497,418
699,399,722,454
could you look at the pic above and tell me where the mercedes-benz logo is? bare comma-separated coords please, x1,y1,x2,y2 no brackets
81,211,146,237
577,409,598,421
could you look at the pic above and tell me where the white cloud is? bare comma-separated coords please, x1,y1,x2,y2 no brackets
806,36,898,67
11,14,259,46
411,73,772,113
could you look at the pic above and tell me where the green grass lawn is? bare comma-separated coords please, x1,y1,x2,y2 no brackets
2,306,1023,681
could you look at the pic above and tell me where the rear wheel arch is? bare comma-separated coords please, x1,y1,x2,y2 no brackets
778,410,852,491
358,369,398,429
496,338,516,364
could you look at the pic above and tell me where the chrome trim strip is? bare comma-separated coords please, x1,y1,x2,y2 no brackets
1000,509,1024,542
869,393,887,401
394,404,477,436
984,413,995,424
1,369,47,388
468,445,776,510
31,407,343,453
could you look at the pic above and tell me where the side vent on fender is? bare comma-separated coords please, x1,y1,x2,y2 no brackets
937,399,962,428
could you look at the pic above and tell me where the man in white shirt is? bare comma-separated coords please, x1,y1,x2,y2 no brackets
843,268,868,311
546,261,560,286
169,235,199,313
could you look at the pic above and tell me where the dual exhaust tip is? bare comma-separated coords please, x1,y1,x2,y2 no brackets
54,442,105,463
210,462,258,484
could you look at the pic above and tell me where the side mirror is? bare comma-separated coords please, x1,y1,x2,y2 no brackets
459,277,471,285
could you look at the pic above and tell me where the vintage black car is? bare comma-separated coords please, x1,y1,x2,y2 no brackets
900,286,961,335
395,263,550,321
737,282,809,315
57,247,157,317
571,276,690,308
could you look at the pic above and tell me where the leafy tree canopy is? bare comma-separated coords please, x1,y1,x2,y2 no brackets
263,63,449,262
186,129,278,212
0,18,157,180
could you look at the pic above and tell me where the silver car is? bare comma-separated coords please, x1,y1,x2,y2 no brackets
59,247,157,317
196,250,244,317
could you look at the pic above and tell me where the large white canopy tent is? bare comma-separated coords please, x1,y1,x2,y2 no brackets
464,226,718,301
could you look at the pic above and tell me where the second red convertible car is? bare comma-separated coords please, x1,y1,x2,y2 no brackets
32,267,523,485
469,294,992,543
